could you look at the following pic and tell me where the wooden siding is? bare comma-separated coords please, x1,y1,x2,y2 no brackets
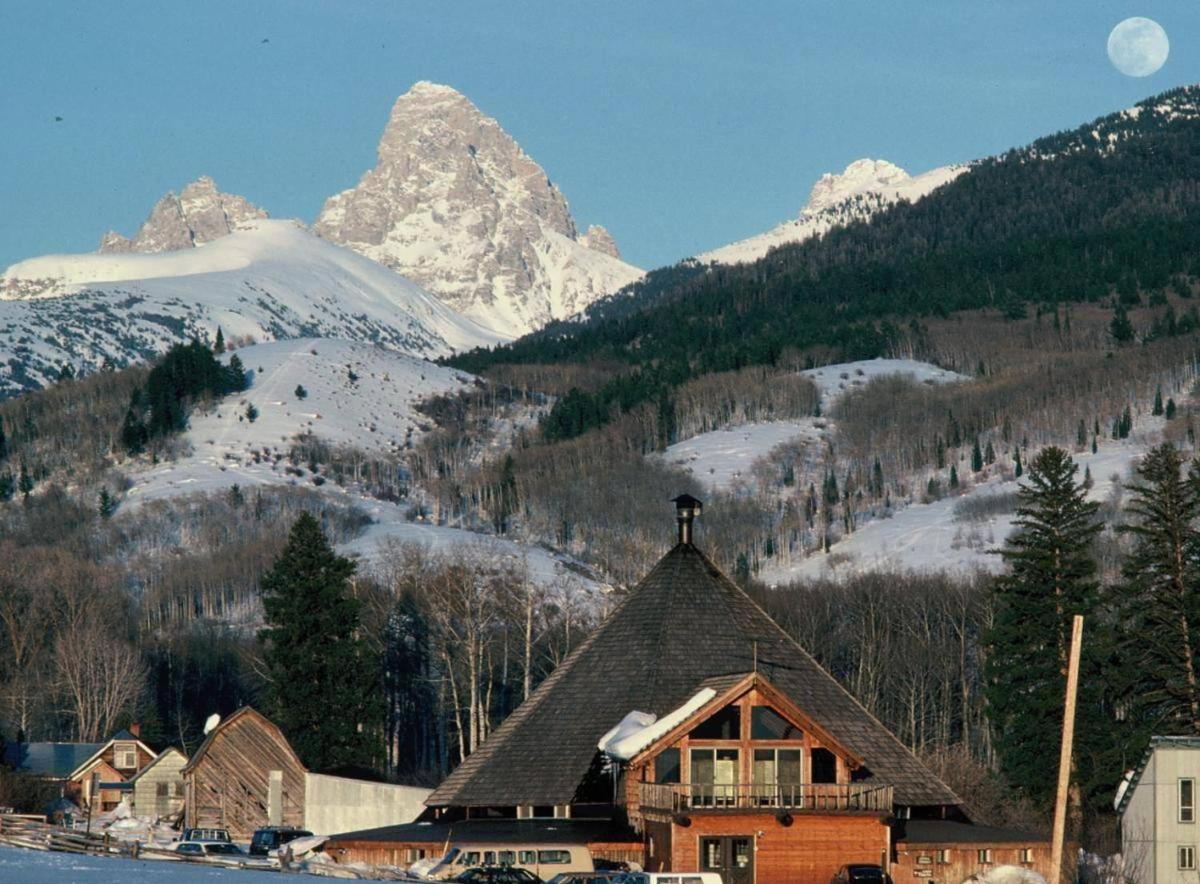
328,837,643,868
893,840,1057,884
670,813,889,884
132,749,187,820
183,709,305,839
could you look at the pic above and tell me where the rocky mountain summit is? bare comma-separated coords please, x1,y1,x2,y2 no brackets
99,176,267,254
698,159,964,266
315,82,642,337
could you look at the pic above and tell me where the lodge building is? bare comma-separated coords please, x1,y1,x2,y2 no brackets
328,497,1051,884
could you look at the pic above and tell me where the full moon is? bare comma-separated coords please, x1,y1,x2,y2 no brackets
1107,17,1169,77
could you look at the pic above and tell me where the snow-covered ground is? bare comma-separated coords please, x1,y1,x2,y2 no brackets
0,846,280,884
661,359,966,493
120,338,606,595
124,338,472,504
759,425,1160,584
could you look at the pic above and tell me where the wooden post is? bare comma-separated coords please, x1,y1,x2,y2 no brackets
1050,614,1084,884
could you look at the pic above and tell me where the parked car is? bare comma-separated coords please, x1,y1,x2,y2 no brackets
612,874,721,884
831,865,890,884
548,873,625,884
182,827,232,843
427,845,594,880
175,841,247,858
454,866,545,884
250,825,314,856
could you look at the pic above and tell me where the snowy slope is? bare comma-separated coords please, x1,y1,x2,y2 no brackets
315,82,643,337
661,360,966,493
121,339,606,594
759,427,1158,584
0,846,283,883
698,160,965,266
0,220,500,396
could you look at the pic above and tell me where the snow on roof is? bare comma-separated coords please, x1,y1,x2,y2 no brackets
597,688,716,761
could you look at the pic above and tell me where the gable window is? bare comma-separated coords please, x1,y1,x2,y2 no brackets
1182,779,1196,823
1180,846,1196,870
690,705,740,740
690,748,739,806
751,706,803,740
114,742,137,770
655,748,681,784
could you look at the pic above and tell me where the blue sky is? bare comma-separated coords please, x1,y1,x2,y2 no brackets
2,1,1197,271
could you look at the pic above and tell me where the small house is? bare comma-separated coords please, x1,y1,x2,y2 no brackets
182,706,430,839
65,727,157,810
1119,735,1200,884
130,747,187,820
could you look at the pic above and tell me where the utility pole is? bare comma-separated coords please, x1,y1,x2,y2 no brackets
1050,614,1083,884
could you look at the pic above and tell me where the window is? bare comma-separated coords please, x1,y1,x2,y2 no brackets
498,851,515,865
484,851,497,865
751,706,803,740
1180,846,1196,870
936,850,951,864
1182,779,1196,823
690,748,739,805
752,748,802,804
977,849,993,865
519,851,536,865
537,850,570,864
173,782,184,797
655,748,681,784
811,747,837,784
690,705,740,740
114,742,137,770
156,782,168,797
1019,848,1034,864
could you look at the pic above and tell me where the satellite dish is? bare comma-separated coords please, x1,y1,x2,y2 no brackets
203,713,221,735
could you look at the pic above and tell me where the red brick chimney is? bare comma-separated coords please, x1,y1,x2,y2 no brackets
130,722,141,738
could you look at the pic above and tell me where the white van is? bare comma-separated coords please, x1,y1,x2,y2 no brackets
426,843,595,879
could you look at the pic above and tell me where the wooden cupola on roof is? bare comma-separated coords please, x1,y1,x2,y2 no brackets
426,498,960,811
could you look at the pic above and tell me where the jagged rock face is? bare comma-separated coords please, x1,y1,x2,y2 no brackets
99,177,267,253
315,82,641,337
579,224,621,260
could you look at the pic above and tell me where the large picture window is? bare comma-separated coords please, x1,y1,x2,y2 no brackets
690,748,739,805
752,748,802,804
690,706,741,740
655,748,680,784
750,706,803,740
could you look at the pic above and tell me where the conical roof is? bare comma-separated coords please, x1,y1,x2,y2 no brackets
428,542,958,808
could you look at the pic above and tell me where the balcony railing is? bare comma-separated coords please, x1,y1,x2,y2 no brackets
639,782,893,815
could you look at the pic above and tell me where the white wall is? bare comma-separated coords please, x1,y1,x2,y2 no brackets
1122,751,1156,884
1122,745,1200,884
303,772,430,836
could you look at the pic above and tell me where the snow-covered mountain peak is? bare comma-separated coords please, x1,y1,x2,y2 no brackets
805,159,911,215
99,176,267,254
579,225,622,260
315,83,642,337
697,159,965,266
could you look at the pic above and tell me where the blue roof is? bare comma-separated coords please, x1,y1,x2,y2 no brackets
4,741,105,778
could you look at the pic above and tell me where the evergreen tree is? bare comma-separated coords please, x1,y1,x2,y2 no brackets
295,384,308,400
214,326,225,354
1110,303,1135,343
971,438,984,472
986,446,1103,807
245,403,259,423
0,420,7,460
121,406,149,455
949,465,959,489
871,457,884,498
1167,398,1178,419
225,354,247,392
1153,387,1165,416
98,487,116,520
1111,444,1200,737
935,436,946,470
1076,419,1087,448
1014,447,1023,478
227,484,245,509
57,363,75,382
985,440,996,465
258,513,382,771
0,471,13,502
1091,435,1098,455
17,463,33,501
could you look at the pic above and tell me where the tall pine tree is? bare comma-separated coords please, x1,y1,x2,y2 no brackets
1111,443,1200,737
986,446,1103,807
258,513,382,771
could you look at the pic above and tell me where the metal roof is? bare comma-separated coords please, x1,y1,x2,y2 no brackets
1116,735,1200,816
3,742,105,779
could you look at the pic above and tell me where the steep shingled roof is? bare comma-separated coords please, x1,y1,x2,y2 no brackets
428,541,959,808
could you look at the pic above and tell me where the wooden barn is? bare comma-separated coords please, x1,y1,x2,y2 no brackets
182,706,430,839
327,497,1051,884
182,707,307,838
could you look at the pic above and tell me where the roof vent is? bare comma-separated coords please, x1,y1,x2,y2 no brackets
672,494,703,545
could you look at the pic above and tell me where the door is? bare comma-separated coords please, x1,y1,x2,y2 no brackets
699,836,754,884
